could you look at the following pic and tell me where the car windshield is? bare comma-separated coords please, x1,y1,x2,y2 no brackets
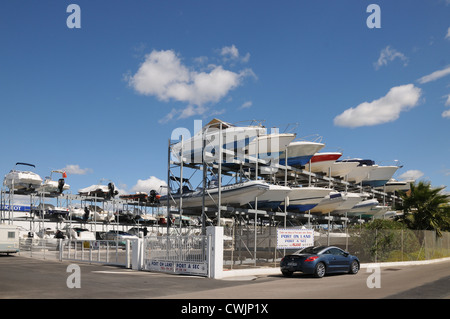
295,246,328,255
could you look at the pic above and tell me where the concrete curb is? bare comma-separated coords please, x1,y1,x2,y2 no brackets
360,256,450,269
219,257,450,279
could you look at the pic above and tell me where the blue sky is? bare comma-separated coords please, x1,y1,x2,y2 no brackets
1,0,449,197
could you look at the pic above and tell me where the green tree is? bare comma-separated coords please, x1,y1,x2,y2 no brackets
396,181,450,237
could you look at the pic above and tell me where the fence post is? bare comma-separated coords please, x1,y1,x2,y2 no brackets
375,229,378,263
206,226,223,279
131,238,143,270
59,239,63,261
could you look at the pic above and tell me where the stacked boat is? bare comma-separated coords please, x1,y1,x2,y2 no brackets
3,163,43,192
336,158,400,187
1,118,410,225
162,119,408,219
3,163,70,195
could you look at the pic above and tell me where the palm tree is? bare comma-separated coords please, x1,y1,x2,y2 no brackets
396,181,450,237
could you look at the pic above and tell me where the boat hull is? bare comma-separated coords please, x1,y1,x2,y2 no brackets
346,166,376,184
283,187,332,211
332,193,363,214
375,179,413,193
329,162,359,178
248,185,291,209
346,199,379,216
362,166,399,187
310,192,346,214
278,141,325,167
164,180,269,209
39,180,70,193
4,171,43,190
172,126,266,164
246,133,296,161
303,152,342,174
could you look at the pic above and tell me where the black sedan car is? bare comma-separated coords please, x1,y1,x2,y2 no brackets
280,245,360,278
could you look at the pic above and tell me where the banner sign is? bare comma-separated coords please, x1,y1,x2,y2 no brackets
0,204,31,212
146,260,208,276
277,228,314,249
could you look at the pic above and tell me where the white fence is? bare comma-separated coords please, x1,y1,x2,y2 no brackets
60,239,131,267
18,226,225,278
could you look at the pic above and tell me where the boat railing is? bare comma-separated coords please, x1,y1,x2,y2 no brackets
293,134,323,144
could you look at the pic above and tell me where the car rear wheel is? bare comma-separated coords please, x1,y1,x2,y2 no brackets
314,262,326,278
349,260,359,274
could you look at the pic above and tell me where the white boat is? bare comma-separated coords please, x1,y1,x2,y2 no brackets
78,181,118,198
39,170,70,194
332,192,365,214
69,206,86,220
346,198,379,216
83,205,115,222
3,163,43,192
136,214,157,224
31,203,69,220
278,140,325,167
303,152,342,174
339,159,377,184
171,118,266,164
310,191,346,214
338,158,400,187
64,226,96,240
363,165,400,187
329,161,359,178
246,133,296,162
372,205,392,218
283,187,332,211
248,184,292,209
162,180,270,209
93,210,115,222
375,179,414,193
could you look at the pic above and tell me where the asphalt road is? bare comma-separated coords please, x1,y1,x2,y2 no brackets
1,255,448,306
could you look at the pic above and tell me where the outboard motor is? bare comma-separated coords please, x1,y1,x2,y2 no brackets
107,182,118,200
57,178,65,193
149,190,160,204
83,207,90,221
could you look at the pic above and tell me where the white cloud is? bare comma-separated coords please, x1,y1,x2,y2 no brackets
442,109,450,119
61,164,92,175
398,170,424,181
333,84,422,128
442,94,450,119
239,101,252,109
374,46,408,70
130,176,167,194
446,27,450,39
220,45,250,63
221,45,239,59
445,94,450,106
417,65,450,84
127,49,253,121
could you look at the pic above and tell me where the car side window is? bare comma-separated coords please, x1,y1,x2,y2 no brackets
329,248,344,256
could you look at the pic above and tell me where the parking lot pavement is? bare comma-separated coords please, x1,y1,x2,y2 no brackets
0,255,271,299
1,255,449,301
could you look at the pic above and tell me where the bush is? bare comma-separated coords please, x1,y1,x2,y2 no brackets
349,220,422,263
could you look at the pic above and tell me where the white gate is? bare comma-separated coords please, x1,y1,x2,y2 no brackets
143,235,210,277
60,239,131,267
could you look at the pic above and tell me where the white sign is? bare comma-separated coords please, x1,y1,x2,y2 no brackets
277,228,314,249
146,260,208,276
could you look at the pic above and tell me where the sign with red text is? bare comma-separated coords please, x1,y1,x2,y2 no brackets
277,228,314,249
